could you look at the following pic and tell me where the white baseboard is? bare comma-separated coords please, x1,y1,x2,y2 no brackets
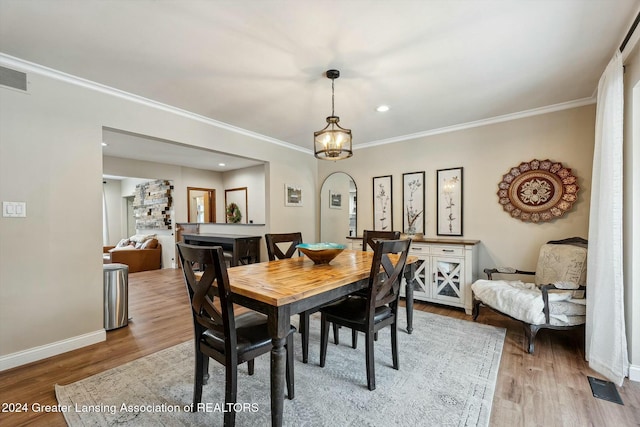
629,364,640,382
0,330,106,372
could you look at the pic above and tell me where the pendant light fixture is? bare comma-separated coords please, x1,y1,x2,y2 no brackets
314,69,353,160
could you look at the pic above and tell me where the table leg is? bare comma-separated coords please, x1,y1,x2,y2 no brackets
405,267,414,334
268,307,290,427
270,337,285,426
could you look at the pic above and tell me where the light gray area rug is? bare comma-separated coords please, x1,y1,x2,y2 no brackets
56,309,505,427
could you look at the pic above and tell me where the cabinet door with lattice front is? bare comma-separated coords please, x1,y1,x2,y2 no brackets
402,247,430,300
431,256,465,306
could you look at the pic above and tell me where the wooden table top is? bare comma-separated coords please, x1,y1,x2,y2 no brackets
226,249,416,307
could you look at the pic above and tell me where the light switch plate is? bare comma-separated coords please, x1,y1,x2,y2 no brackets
3,201,26,218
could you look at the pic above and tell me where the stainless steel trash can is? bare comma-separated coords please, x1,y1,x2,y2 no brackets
103,263,129,330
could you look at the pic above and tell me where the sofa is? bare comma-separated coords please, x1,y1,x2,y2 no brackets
103,235,162,273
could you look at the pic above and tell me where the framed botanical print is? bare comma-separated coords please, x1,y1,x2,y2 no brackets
372,175,393,231
437,167,463,236
402,171,425,235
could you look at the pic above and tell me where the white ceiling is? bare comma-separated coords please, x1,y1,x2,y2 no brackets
1,1,638,166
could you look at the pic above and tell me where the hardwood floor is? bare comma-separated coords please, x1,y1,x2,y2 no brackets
1,268,638,426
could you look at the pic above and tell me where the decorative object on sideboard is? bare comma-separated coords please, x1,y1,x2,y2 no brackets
133,179,173,230
373,175,393,231
437,167,463,236
314,69,353,161
497,159,579,223
402,171,425,236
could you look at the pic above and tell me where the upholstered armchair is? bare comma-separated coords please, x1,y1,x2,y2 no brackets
471,237,587,354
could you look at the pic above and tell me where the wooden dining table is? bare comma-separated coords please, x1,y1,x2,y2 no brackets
224,249,417,426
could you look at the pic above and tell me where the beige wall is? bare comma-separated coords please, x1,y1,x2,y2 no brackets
320,105,596,272
0,72,105,361
0,68,316,368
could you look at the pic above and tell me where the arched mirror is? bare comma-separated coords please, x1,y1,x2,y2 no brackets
320,172,357,243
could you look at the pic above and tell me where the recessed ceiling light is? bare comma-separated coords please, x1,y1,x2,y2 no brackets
218,163,226,167
101,142,108,147
376,105,390,112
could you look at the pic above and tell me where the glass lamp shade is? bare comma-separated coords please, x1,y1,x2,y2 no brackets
314,116,353,160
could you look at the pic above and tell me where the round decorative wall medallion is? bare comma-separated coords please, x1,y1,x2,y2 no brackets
497,159,579,223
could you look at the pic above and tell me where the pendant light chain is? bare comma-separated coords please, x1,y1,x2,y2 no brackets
331,77,335,117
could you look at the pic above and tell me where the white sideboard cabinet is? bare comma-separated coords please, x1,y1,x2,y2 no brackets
347,237,480,314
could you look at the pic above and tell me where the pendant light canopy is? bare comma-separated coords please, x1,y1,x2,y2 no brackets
314,69,353,160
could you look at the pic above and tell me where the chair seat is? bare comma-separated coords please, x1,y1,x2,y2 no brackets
203,311,296,354
320,296,392,325
471,279,585,326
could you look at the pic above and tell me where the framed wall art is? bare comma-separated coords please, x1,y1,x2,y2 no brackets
372,175,393,231
284,184,303,207
329,190,342,209
497,159,579,222
437,167,463,236
402,171,425,235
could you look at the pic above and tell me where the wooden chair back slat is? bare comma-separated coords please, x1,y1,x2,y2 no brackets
362,230,401,252
265,232,303,260
367,239,411,312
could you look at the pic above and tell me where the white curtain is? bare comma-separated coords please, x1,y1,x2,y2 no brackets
586,51,629,386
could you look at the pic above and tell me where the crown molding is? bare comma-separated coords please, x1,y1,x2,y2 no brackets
2,52,597,155
0,53,312,155
355,96,597,150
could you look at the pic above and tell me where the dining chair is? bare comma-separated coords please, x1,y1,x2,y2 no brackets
319,238,411,391
347,230,402,348
264,232,339,364
176,242,295,426
362,230,402,252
